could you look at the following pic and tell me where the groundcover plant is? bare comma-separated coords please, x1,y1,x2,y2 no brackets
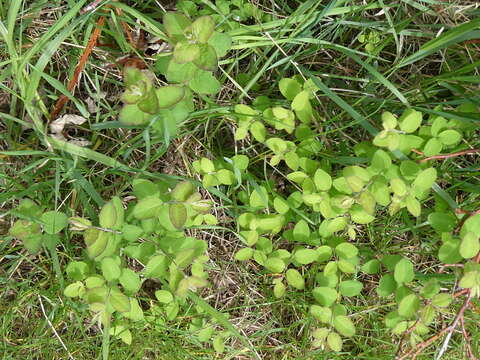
1,1,479,359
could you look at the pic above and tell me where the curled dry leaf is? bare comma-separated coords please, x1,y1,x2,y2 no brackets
50,114,91,147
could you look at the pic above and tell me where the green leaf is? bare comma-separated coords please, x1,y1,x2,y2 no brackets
285,268,305,290
166,60,198,83
155,289,174,304
144,255,169,278
193,43,218,71
377,274,396,297
314,168,332,191
41,211,68,234
327,332,342,352
312,287,337,306
361,259,381,274
438,129,461,146
264,257,285,273
293,220,310,242
189,70,221,94
423,138,442,156
156,86,186,109
350,204,375,224
132,179,158,199
163,12,191,42
399,109,422,133
406,195,421,217
339,280,363,297
333,315,356,337
431,293,453,308
174,41,200,63
438,239,462,264
66,261,89,281
413,168,437,194
213,335,225,354
291,90,310,112
294,248,318,265
428,212,456,232
335,242,358,259
101,257,121,282
273,281,286,298
208,31,231,57
132,196,163,220
279,78,302,100
169,203,187,229
119,268,141,294
109,287,131,313
234,247,254,261
188,16,215,43
311,305,332,323
459,232,480,259
394,258,414,284
64,281,85,298
398,294,420,318
249,121,266,142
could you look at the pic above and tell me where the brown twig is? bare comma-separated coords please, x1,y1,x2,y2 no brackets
418,148,480,163
460,316,476,360
50,15,106,121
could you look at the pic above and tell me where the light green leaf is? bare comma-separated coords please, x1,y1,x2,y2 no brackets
119,268,141,294
132,196,163,220
339,280,363,297
399,109,422,133
156,86,186,109
394,258,414,284
41,211,68,235
398,294,420,318
459,232,480,259
312,287,337,306
333,315,356,337
285,268,305,290
101,257,121,282
294,248,318,265
327,332,342,352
